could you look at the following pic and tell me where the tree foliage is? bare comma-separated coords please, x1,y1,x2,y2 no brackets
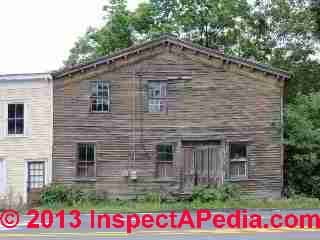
287,93,320,197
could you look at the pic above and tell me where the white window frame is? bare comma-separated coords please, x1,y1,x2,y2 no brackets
4,100,31,138
27,161,45,191
7,103,25,136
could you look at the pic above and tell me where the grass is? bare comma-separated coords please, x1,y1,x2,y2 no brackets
39,196,320,213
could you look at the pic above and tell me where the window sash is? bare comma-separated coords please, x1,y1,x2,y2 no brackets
230,161,247,178
28,162,45,190
77,143,96,178
7,104,24,135
148,81,168,112
229,143,248,178
90,81,110,112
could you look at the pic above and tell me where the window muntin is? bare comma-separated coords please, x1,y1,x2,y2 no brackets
148,81,167,113
77,143,96,178
8,103,24,135
28,162,45,190
90,80,110,112
229,143,248,178
157,144,173,178
157,144,173,162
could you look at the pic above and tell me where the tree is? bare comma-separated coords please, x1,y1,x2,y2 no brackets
311,0,320,39
64,0,134,67
287,93,320,197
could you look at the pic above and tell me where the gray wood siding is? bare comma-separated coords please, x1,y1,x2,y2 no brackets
53,45,284,199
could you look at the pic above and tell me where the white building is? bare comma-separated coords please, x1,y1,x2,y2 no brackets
0,73,52,204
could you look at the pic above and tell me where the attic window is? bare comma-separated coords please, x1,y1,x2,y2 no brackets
229,143,248,178
90,80,110,112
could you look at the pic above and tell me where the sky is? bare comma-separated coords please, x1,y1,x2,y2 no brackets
0,0,145,74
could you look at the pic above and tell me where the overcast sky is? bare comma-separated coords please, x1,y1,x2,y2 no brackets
0,0,145,74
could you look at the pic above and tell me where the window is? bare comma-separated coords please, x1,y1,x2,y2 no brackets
148,81,167,112
27,162,45,190
8,103,24,135
77,143,96,178
229,143,248,178
90,80,110,112
157,144,173,177
157,144,173,162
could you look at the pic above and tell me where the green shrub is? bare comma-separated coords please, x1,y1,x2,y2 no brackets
191,183,240,202
144,192,161,203
40,184,96,206
40,184,68,206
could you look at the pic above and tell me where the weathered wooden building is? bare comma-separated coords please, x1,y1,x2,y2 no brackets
52,35,289,199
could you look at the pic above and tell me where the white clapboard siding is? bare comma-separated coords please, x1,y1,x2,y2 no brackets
0,75,52,203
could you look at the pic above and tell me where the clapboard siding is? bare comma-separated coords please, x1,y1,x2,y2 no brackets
0,77,53,203
53,44,285,199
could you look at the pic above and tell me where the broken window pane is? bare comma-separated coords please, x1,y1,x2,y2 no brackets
157,144,173,161
229,143,248,178
230,143,247,159
148,81,167,113
90,80,110,112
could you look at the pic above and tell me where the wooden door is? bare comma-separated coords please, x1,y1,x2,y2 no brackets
183,145,223,190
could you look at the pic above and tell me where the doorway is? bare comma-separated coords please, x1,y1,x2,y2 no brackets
183,142,224,190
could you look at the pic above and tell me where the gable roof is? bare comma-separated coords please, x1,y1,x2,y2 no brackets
53,34,290,80
0,73,51,81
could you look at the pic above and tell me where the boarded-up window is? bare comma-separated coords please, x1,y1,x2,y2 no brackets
148,81,167,112
27,162,45,190
77,143,96,178
8,103,24,135
90,80,110,112
229,143,247,178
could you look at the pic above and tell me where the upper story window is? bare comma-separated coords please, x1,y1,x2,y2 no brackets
90,80,110,112
77,143,96,178
148,81,168,113
229,143,248,178
8,103,24,135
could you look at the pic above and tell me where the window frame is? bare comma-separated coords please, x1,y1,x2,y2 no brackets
90,80,110,113
76,143,96,178
229,142,248,179
27,161,45,191
148,81,168,113
156,144,174,163
7,103,25,136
